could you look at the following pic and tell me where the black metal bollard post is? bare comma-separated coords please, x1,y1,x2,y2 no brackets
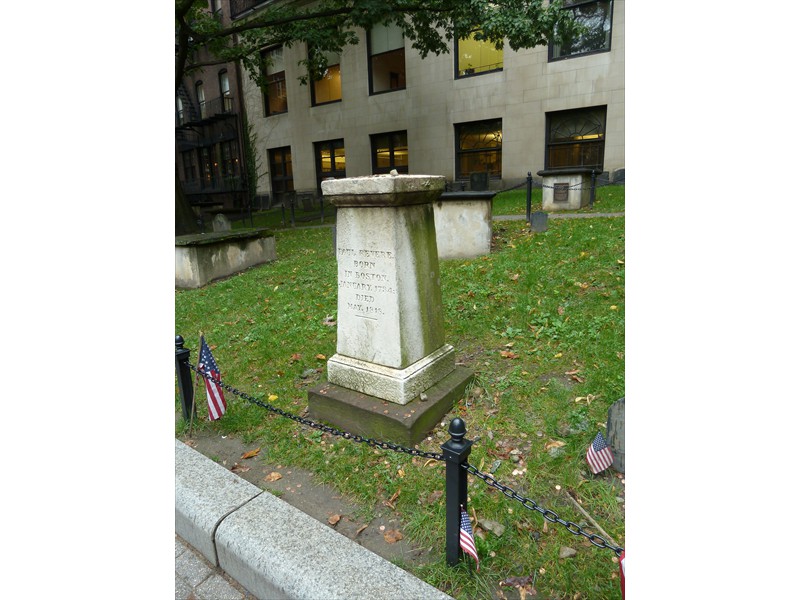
175,335,196,422
441,417,474,566
526,172,533,223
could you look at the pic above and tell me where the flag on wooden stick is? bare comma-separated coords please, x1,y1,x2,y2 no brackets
459,507,479,570
198,336,226,420
586,431,614,474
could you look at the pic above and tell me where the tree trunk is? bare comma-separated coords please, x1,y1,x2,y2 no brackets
176,175,200,236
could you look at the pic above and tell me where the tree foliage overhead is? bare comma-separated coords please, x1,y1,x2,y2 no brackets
176,0,581,88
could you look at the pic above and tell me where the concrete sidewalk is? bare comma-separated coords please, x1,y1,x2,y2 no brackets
175,439,454,600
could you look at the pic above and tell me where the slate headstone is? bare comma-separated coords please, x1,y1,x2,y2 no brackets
530,211,548,233
212,213,231,232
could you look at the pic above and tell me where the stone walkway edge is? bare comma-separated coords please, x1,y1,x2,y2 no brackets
175,439,454,600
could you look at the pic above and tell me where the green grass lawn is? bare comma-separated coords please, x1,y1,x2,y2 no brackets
492,183,625,216
227,182,624,232
176,194,625,599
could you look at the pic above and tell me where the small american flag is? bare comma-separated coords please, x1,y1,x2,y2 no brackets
586,431,614,474
459,507,479,570
198,336,226,420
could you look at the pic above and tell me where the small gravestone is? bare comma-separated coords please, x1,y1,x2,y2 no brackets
470,172,489,191
212,213,231,232
606,397,625,473
530,211,548,233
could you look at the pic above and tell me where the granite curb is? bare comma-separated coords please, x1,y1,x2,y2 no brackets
175,439,454,600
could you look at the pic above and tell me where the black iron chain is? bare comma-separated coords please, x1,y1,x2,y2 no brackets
188,365,622,556
463,462,624,557
189,365,445,461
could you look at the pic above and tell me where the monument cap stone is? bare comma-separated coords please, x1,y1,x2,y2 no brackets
322,173,445,207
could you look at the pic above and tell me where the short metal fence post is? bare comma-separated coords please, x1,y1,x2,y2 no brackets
526,171,533,223
441,417,473,566
175,335,196,422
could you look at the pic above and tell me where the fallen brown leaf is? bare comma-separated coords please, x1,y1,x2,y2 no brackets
241,448,261,459
328,514,341,526
500,350,519,359
264,472,283,482
383,529,403,544
315,353,327,360
383,488,401,510
231,463,250,474
544,440,565,450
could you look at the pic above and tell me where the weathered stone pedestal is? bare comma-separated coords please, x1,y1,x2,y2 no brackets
537,168,600,211
433,191,495,260
308,174,473,445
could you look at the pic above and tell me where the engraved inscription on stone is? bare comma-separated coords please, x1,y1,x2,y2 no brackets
337,247,396,320
554,182,569,203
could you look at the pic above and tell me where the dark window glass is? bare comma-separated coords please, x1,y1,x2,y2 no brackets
311,51,342,106
182,151,197,182
315,139,346,191
199,146,214,187
371,131,408,174
269,147,294,202
545,106,607,170
262,47,287,115
219,140,240,178
369,24,406,94
195,81,206,119
455,119,502,178
219,70,232,112
550,0,613,61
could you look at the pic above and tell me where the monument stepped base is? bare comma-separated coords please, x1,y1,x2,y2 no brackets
307,366,474,447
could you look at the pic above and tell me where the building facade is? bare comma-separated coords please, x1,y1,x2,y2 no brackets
234,0,623,201
176,0,249,214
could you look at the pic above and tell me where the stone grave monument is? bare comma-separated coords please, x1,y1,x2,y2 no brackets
307,174,474,445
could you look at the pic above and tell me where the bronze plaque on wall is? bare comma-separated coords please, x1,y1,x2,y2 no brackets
554,183,569,202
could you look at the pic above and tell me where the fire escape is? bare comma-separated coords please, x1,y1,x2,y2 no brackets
176,82,246,209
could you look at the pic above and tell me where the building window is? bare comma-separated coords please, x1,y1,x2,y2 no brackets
368,23,406,94
199,146,215,188
262,46,288,115
545,106,606,170
550,0,613,61
455,119,502,179
371,131,408,174
195,81,206,119
455,31,503,78
219,140,240,178
182,151,197,182
315,139,346,191
176,96,185,125
269,147,294,201
219,70,232,112
310,51,342,106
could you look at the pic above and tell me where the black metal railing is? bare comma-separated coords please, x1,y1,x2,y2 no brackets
182,175,247,196
176,94,236,127
175,336,624,569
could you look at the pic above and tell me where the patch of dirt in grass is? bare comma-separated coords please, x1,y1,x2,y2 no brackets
177,422,437,569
